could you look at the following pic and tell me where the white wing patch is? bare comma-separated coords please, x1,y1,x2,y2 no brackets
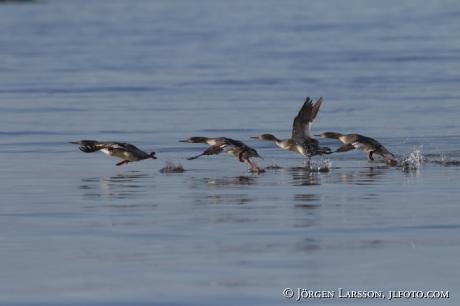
100,148,112,156
305,122,313,137
110,144,123,149
109,144,130,151
352,142,367,150
100,144,128,156
221,143,236,153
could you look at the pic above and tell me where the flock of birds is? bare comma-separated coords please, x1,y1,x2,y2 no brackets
70,96,394,171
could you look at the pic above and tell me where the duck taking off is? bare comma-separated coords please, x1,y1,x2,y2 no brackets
314,132,394,162
179,137,263,171
70,140,156,166
251,96,332,161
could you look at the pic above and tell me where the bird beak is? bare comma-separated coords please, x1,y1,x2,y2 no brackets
250,136,260,139
179,139,189,142
314,134,322,137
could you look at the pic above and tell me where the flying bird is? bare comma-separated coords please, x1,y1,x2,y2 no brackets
251,96,331,162
179,137,263,171
314,132,394,162
70,140,156,166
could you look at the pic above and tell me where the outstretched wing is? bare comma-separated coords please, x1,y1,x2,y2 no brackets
351,142,368,150
78,142,133,154
220,138,247,153
311,96,323,122
335,143,355,153
78,146,102,153
186,145,224,160
291,96,323,142
117,142,143,153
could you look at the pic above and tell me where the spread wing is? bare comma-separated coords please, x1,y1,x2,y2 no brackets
291,96,323,142
78,146,102,153
220,138,247,153
335,143,355,153
78,142,134,153
186,145,224,160
351,142,368,150
117,143,142,152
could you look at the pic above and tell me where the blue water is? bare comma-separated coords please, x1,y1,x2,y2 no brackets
1,1,460,305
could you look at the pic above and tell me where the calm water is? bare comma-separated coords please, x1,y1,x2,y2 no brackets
1,1,460,305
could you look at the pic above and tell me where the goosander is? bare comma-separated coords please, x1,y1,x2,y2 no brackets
179,137,263,170
251,96,332,161
314,132,394,162
70,140,156,166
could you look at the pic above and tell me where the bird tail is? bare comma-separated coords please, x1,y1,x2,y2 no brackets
149,152,157,159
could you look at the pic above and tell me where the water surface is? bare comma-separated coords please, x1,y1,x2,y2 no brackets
1,1,460,305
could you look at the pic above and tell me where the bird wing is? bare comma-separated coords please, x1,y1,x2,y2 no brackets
78,142,134,154
117,143,143,152
186,145,223,160
220,138,247,152
336,143,355,153
291,96,323,142
78,146,102,153
352,142,368,150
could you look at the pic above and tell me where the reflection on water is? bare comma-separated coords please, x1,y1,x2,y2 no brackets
263,157,332,172
191,193,255,206
79,172,150,200
296,238,321,253
313,239,386,252
293,198,321,228
334,167,390,185
2,0,460,303
190,175,260,189
293,194,320,202
289,168,322,186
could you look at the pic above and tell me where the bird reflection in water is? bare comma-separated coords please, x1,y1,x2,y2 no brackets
294,194,320,203
333,167,389,185
293,194,321,228
79,172,149,200
195,193,255,206
188,174,261,190
290,168,321,186
205,176,258,187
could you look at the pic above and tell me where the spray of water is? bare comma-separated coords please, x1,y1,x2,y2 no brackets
398,145,427,170
309,157,332,172
160,157,185,173
434,150,460,166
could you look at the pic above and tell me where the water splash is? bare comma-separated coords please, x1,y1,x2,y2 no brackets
160,158,185,173
398,145,427,170
263,163,281,170
308,157,332,172
248,166,265,173
434,151,460,166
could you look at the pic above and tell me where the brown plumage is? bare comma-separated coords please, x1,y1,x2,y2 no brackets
251,96,332,161
179,137,263,170
70,140,156,166
314,132,394,162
